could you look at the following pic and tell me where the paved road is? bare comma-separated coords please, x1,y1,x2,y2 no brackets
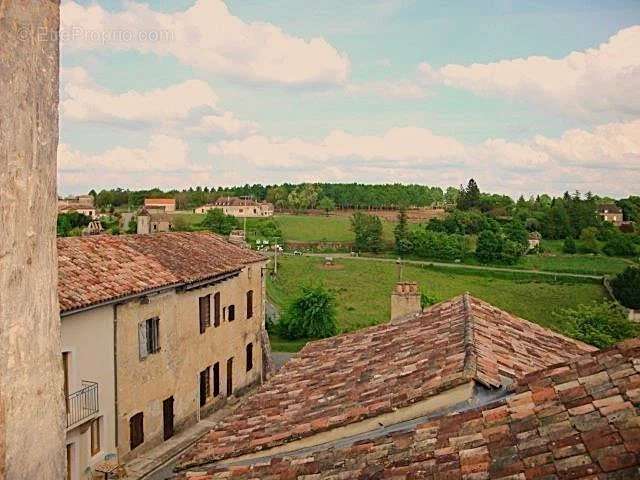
282,252,603,280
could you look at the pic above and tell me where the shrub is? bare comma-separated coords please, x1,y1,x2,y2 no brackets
611,267,640,309
554,302,637,348
579,227,599,254
476,230,502,263
199,208,238,235
603,234,638,257
351,212,383,253
277,285,337,340
563,237,577,254
409,230,468,261
421,291,438,309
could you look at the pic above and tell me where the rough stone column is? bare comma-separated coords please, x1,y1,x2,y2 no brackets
0,1,65,478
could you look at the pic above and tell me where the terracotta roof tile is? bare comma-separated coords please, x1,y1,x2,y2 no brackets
57,232,265,314
177,341,640,479
178,294,595,469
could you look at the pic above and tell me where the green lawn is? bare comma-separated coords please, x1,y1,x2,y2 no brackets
267,256,608,351
520,254,632,276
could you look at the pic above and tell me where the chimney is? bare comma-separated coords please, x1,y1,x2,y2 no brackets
390,281,421,322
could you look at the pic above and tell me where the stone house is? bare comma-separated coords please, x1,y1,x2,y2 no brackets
137,207,172,234
528,231,542,250
144,198,176,212
597,204,623,226
196,197,274,217
57,232,268,479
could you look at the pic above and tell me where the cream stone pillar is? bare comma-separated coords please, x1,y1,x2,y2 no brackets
0,1,65,478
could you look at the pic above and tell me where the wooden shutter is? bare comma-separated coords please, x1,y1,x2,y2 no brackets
246,290,253,319
138,321,148,360
214,292,221,327
129,412,144,450
199,295,210,334
213,362,220,397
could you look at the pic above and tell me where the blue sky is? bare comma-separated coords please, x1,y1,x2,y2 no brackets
58,0,640,197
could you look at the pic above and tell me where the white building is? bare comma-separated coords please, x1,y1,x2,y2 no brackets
196,197,274,218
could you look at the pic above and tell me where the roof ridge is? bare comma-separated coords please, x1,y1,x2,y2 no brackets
461,292,477,381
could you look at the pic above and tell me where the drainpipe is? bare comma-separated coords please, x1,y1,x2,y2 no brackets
113,304,119,451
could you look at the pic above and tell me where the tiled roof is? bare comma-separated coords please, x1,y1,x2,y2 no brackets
57,232,265,314
177,339,640,479
214,196,261,207
598,204,623,214
144,198,175,205
178,295,595,469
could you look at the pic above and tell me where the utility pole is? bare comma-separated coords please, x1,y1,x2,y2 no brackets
396,258,404,281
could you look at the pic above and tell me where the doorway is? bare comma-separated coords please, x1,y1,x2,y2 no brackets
163,396,174,441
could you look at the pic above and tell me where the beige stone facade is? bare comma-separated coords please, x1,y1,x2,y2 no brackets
0,1,66,478
116,262,265,459
196,198,274,217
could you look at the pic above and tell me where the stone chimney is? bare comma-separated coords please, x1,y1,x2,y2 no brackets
390,281,422,322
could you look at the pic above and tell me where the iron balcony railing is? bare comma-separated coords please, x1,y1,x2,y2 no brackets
67,381,99,428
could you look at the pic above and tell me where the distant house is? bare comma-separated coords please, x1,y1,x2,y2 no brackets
137,208,172,234
196,197,274,218
58,193,98,219
597,204,623,226
144,198,176,212
528,231,542,250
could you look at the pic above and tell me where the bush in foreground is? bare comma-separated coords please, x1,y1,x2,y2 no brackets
277,285,337,340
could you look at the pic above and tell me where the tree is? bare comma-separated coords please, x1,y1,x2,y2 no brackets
611,267,640,309
475,230,502,263
563,237,577,254
126,217,137,234
457,179,481,210
57,212,91,237
394,208,412,255
277,285,337,339
318,196,336,216
579,227,600,254
171,215,192,232
603,234,638,257
199,208,238,235
351,212,383,253
504,220,529,251
554,302,637,348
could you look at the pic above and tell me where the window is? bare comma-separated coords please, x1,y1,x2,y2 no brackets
90,418,101,456
228,304,235,322
199,295,211,334
246,290,254,319
213,292,221,327
129,412,144,451
246,343,253,372
199,367,211,407
62,352,70,412
213,362,220,397
139,317,160,360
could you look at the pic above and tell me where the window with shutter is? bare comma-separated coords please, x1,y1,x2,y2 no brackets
129,412,144,450
138,322,148,360
246,290,253,319
246,343,253,372
213,362,220,397
228,304,235,322
146,317,160,354
199,295,211,334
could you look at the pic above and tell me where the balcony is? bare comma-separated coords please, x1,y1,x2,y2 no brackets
66,381,99,428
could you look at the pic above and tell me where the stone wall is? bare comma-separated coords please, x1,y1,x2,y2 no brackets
0,1,65,478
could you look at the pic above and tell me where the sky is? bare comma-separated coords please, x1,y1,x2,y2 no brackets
58,0,640,197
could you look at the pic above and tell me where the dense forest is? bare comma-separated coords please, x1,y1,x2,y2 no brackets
85,182,638,225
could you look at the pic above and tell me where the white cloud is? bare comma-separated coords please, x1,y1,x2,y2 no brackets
206,120,640,196
419,26,640,118
61,68,218,124
346,80,428,99
61,0,350,86
60,67,259,137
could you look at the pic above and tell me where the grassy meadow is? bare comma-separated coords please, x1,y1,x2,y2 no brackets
267,255,608,351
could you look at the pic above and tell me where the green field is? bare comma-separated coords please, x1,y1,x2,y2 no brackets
267,256,608,351
175,212,633,275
